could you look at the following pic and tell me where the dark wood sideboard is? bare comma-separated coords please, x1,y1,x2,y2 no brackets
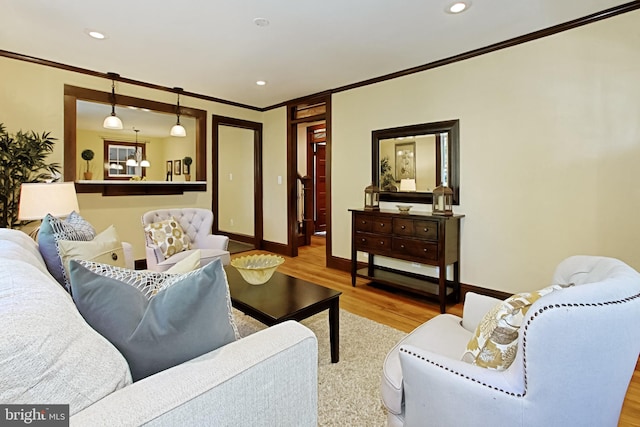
350,209,464,313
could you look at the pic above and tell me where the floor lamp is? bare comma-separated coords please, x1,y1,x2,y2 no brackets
18,182,80,239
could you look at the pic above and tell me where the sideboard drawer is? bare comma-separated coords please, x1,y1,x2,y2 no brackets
355,232,392,253
414,220,438,240
372,217,392,234
354,215,374,232
393,218,415,236
392,238,438,262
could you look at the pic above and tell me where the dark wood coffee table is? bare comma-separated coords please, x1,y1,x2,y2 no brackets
225,266,342,363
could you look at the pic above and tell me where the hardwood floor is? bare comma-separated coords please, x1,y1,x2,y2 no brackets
232,235,639,426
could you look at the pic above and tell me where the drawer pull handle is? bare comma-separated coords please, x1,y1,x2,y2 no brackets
401,225,406,229
379,241,385,246
400,244,405,249
361,220,367,225
361,238,366,242
424,228,429,232
380,223,385,227
423,248,429,252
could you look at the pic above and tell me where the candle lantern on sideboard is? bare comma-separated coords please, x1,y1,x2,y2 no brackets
432,183,453,216
364,183,380,211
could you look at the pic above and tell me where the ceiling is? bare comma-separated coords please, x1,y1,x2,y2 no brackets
0,0,634,109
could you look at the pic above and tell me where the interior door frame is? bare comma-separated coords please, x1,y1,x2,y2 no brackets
212,115,263,248
286,93,332,260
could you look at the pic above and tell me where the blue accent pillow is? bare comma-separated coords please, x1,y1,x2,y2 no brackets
38,211,96,291
69,259,238,381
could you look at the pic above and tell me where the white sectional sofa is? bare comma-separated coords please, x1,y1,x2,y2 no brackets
0,228,318,426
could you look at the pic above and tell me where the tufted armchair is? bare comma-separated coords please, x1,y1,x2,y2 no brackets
382,256,640,427
141,208,230,272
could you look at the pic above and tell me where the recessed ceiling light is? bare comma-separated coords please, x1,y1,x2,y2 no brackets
256,80,267,86
446,2,471,14
253,18,270,27
85,29,107,39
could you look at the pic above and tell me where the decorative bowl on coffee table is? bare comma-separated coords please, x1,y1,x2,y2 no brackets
230,254,285,285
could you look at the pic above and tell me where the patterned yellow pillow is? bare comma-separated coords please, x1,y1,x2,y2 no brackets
462,283,572,370
145,217,191,258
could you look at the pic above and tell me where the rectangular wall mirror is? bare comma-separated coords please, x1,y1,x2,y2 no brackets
371,119,459,204
64,84,207,195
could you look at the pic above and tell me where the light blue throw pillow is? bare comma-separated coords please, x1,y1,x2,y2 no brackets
69,259,238,381
38,211,95,291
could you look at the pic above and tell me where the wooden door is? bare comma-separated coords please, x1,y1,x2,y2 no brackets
314,143,326,232
306,124,326,234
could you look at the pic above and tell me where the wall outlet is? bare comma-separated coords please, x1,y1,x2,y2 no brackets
230,219,234,226
277,175,282,185
229,173,233,181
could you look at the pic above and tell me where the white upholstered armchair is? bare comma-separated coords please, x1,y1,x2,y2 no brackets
382,256,640,427
141,208,230,272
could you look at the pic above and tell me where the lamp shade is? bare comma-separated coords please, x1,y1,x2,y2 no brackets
170,124,187,137
103,114,123,130
139,159,151,168
399,178,416,192
18,182,79,221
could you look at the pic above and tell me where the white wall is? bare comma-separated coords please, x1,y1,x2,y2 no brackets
261,107,288,244
218,125,255,235
332,9,640,294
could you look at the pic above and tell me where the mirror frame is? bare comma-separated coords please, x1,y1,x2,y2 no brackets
64,84,207,195
372,119,459,205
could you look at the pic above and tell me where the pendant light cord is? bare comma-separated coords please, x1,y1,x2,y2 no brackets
110,79,117,116
175,93,182,125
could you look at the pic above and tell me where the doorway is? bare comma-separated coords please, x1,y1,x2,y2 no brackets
287,95,331,262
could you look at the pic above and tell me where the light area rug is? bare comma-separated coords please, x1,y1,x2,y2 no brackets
232,308,407,426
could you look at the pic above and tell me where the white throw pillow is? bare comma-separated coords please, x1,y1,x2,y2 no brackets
166,249,201,274
58,226,125,283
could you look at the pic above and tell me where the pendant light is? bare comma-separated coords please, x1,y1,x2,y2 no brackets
126,129,151,167
103,72,123,130
170,87,187,137
137,129,151,167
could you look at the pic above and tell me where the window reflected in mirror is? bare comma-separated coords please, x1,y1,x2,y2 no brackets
105,141,146,180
